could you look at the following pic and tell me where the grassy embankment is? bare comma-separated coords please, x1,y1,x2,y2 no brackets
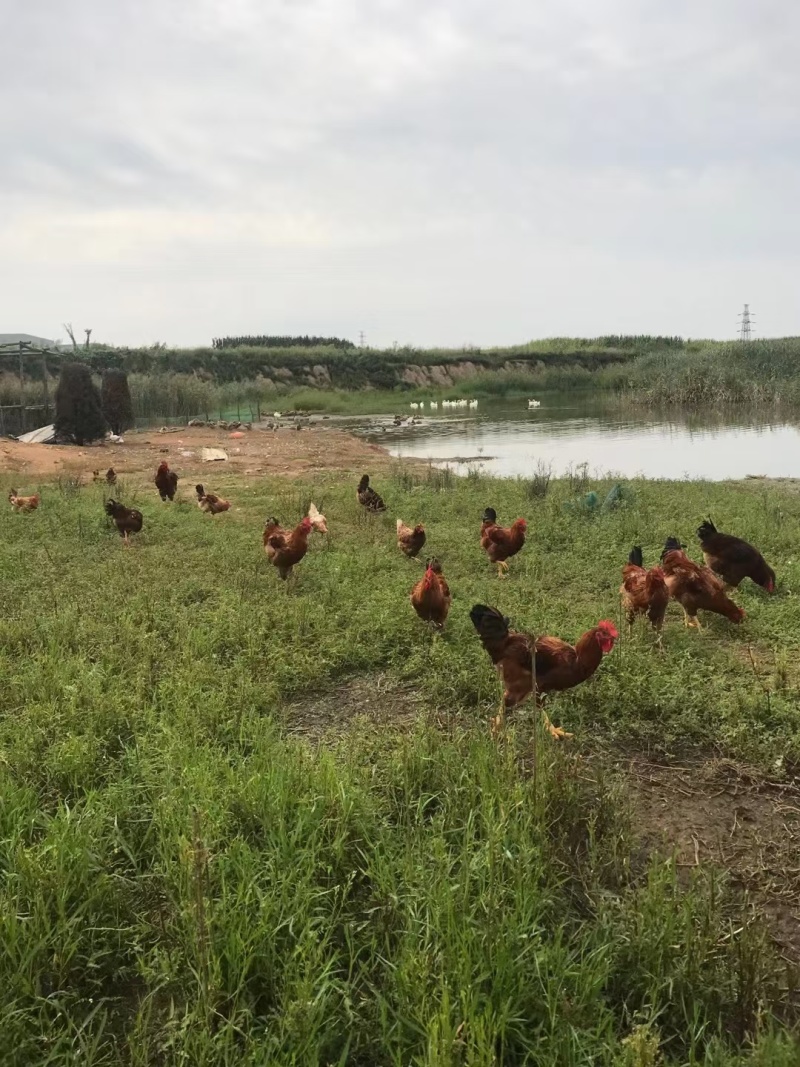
117,343,640,422
0,336,659,423
106,336,800,418
1,466,798,1064
5,335,800,422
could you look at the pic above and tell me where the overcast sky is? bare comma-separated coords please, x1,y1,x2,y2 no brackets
1,0,796,348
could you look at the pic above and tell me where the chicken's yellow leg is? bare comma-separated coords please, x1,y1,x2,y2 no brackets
541,710,573,740
491,671,507,738
496,560,509,578
490,696,506,738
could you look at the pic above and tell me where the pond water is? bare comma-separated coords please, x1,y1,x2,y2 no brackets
363,396,800,481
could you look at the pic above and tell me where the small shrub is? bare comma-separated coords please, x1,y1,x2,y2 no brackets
524,460,552,499
392,465,415,492
621,1023,662,1066
567,461,590,495
423,464,455,491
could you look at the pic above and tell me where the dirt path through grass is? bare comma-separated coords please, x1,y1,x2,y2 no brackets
283,673,800,963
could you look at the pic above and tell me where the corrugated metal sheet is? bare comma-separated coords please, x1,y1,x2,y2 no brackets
17,423,56,444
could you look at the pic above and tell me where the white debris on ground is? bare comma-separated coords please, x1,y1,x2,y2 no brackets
200,447,229,462
16,424,56,444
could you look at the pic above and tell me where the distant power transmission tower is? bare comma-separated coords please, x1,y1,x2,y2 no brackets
358,330,366,348
738,303,755,342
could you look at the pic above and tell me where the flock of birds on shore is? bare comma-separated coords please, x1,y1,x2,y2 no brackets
409,399,478,410
407,398,542,411
8,462,777,739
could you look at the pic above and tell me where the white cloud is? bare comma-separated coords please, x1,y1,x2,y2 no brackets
1,0,798,344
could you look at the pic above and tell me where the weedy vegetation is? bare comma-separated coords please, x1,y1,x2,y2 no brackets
4,335,800,425
0,469,799,1064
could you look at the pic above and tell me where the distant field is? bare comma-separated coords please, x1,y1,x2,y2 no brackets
0,467,798,1064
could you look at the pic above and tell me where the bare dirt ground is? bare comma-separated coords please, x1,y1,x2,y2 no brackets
616,754,800,963
283,674,428,743
283,675,800,964
740,475,800,494
0,424,393,485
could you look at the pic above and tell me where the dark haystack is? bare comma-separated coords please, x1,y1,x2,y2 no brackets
54,362,106,445
101,369,134,436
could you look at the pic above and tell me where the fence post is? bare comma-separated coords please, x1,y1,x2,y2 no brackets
18,342,24,398
42,354,50,418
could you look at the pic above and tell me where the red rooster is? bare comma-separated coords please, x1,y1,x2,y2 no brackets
155,461,179,501
480,507,527,577
470,605,618,737
263,515,316,580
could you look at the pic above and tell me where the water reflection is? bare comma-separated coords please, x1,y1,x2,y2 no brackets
368,396,800,480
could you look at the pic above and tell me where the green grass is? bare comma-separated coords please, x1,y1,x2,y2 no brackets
1,470,799,1064
606,340,800,407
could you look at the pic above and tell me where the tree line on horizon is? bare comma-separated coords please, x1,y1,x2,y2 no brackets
211,334,357,350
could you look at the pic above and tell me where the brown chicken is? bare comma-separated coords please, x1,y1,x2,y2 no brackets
660,537,745,629
155,461,179,501
196,484,231,514
8,489,40,513
697,520,775,592
410,558,451,629
470,604,618,737
104,499,143,546
357,474,386,512
620,545,670,644
92,470,102,482
396,518,426,559
480,507,527,577
263,515,317,580
106,468,117,486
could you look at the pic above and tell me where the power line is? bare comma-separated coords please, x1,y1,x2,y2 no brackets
737,303,755,342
